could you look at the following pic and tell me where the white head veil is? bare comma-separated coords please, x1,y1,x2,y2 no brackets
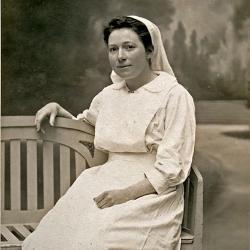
110,15,175,84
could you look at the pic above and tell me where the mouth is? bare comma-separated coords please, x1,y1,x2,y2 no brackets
116,65,132,69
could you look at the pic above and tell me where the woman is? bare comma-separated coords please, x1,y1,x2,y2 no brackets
23,16,195,250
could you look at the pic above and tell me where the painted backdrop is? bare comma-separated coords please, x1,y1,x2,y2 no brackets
2,0,250,115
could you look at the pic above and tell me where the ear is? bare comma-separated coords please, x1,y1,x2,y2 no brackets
146,46,154,59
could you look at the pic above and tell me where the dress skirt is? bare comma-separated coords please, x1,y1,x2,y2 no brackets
22,152,184,250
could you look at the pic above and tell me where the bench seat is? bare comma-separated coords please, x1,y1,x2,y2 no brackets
1,223,194,249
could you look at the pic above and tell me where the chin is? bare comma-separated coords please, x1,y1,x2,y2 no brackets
114,72,132,80
115,71,138,80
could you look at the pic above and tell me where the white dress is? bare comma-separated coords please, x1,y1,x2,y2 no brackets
22,71,195,250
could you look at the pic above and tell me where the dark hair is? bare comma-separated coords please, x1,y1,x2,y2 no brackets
103,16,154,53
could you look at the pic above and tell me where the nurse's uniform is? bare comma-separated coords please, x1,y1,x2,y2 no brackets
22,71,195,250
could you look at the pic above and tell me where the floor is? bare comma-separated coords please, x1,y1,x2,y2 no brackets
195,124,250,250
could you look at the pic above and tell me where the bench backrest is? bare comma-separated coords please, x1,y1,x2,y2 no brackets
1,116,107,224
1,116,202,242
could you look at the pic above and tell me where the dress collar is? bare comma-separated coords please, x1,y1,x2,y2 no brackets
111,71,178,93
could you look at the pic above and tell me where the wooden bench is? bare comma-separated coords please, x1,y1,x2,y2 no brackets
1,116,203,250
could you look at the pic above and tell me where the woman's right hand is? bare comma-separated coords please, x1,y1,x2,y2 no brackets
35,102,59,132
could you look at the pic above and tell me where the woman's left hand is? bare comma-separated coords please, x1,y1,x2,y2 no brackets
94,178,156,209
93,189,133,209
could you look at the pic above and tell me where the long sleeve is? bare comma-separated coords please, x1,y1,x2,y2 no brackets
144,87,196,194
74,91,104,126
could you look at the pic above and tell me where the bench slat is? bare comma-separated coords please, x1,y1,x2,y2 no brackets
13,224,31,238
27,141,38,210
27,223,38,230
1,225,20,244
183,178,191,228
181,231,194,244
1,142,5,210
43,142,54,208
75,152,86,178
10,141,21,210
60,145,71,196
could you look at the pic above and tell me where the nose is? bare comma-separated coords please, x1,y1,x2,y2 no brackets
117,48,126,62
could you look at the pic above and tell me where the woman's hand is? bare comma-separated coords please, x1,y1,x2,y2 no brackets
35,102,74,132
35,102,59,132
93,178,157,209
93,189,133,209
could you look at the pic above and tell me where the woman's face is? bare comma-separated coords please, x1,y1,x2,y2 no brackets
108,28,151,81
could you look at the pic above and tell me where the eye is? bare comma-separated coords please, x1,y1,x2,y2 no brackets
109,47,118,53
124,44,135,50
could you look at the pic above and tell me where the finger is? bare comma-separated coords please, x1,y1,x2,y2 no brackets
35,111,45,131
97,198,111,209
49,112,56,126
97,197,108,208
93,192,106,203
36,120,45,134
35,116,41,131
100,202,113,209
